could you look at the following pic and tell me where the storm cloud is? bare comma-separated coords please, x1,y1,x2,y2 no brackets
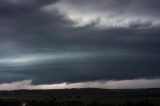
0,0,160,88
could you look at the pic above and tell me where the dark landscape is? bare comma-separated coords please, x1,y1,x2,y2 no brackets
0,88,160,106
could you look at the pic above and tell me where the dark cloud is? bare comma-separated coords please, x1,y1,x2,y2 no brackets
0,0,160,85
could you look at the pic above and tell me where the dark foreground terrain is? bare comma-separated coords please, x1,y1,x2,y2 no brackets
0,88,160,106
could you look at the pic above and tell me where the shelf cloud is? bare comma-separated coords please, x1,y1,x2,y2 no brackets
0,0,160,89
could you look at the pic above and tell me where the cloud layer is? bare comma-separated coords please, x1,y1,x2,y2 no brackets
0,0,160,88
44,0,160,28
1,79,160,90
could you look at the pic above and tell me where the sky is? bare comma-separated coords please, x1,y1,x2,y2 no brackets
0,0,160,90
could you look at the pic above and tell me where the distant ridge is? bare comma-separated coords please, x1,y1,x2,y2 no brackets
0,88,160,97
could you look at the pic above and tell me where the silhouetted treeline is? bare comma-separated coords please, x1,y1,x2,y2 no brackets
1,88,160,97
0,98,158,106
0,89,160,106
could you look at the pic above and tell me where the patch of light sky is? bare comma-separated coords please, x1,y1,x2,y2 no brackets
1,79,160,90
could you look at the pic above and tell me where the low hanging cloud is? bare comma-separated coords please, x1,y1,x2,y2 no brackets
1,79,160,90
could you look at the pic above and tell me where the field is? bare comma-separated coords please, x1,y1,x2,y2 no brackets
0,88,160,106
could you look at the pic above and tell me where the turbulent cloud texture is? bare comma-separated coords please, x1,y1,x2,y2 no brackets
44,0,160,28
0,0,160,89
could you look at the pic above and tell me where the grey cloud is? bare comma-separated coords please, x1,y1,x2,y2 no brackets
0,0,160,85
46,0,160,28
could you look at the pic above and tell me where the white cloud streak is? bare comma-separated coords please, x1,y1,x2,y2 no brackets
43,0,160,29
0,52,89,66
1,79,160,90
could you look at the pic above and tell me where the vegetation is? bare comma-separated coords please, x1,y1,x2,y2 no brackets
0,88,160,106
